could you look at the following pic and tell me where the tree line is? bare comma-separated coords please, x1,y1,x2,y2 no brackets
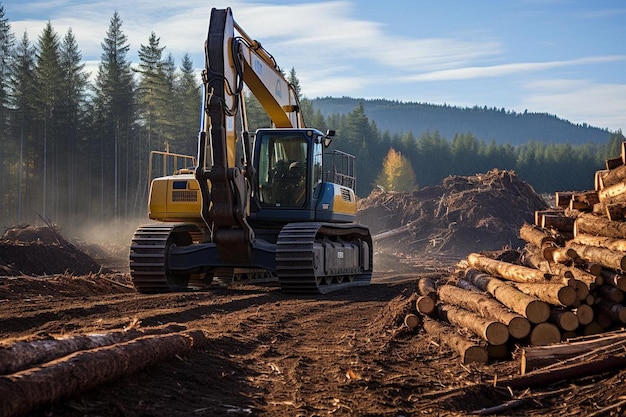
0,6,201,228
0,3,622,231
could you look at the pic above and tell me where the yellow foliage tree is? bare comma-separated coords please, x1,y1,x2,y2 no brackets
375,148,418,192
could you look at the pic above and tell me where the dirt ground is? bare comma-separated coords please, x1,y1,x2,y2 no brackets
1,171,625,416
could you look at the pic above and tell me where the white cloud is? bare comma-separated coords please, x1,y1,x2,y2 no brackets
404,56,626,82
521,79,626,131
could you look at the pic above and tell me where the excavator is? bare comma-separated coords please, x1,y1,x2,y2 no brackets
129,7,373,294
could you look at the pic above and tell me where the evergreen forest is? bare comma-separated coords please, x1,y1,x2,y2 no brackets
0,4,623,231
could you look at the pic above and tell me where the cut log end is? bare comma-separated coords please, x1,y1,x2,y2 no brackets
529,322,561,346
526,300,551,324
485,322,510,346
462,346,489,365
508,316,532,340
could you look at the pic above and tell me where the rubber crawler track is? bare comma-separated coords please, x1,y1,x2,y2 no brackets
276,222,372,294
130,224,202,293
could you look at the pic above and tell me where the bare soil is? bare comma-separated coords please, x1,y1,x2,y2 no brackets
1,171,625,416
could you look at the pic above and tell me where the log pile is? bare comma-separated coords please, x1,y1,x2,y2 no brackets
413,143,626,367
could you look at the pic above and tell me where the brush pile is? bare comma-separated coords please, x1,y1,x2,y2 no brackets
409,143,626,374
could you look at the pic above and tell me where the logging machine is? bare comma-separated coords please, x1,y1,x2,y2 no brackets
129,7,373,294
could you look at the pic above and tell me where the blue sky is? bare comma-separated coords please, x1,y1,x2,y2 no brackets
3,0,625,132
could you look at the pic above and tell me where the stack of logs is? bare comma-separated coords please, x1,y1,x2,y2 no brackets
410,142,626,368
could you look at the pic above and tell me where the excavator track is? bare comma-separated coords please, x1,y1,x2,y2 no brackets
276,222,372,294
130,224,204,293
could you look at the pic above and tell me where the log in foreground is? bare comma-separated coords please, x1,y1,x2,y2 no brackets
436,303,509,345
467,253,550,284
513,282,577,307
0,330,208,417
464,268,550,324
437,284,531,339
574,212,626,240
422,317,488,364
567,242,626,271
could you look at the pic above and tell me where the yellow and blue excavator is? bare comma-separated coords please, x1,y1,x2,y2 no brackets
130,7,373,294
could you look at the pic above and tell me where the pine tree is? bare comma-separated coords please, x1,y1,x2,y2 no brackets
136,31,167,152
0,5,14,221
58,28,89,218
33,21,64,219
173,53,200,156
10,31,36,224
92,12,135,220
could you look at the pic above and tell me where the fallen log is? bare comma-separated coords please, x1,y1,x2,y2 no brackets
0,324,186,375
601,269,626,291
528,322,561,346
596,169,610,190
0,330,208,417
519,329,626,374
513,282,577,307
568,242,626,271
519,223,557,248
555,191,575,208
542,246,577,265
574,304,594,326
403,313,421,329
596,299,626,323
541,214,574,234
416,277,438,315
599,164,626,189
464,268,550,324
606,202,626,221
437,284,531,339
595,285,624,303
550,308,579,332
422,317,488,364
436,303,509,345
573,232,626,254
598,181,626,202
467,252,551,284
574,212,626,239
372,223,412,242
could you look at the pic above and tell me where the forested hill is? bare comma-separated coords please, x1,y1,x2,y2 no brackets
311,97,611,145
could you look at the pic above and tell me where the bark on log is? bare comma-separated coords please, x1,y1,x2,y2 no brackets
437,284,531,339
596,299,626,323
568,242,626,271
467,252,551,284
595,285,624,303
541,214,574,234
528,322,561,346
606,156,623,170
596,169,609,190
521,246,598,292
519,224,557,249
606,202,626,221
542,246,577,264
0,330,208,417
0,324,186,375
501,354,626,390
436,303,509,345
598,181,626,202
601,269,626,291
464,268,550,324
513,282,577,307
599,165,626,189
535,209,564,227
573,232,626,253
417,277,437,298
422,317,488,364
550,309,579,332
519,330,626,374
372,224,412,242
555,192,575,208
574,212,626,239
